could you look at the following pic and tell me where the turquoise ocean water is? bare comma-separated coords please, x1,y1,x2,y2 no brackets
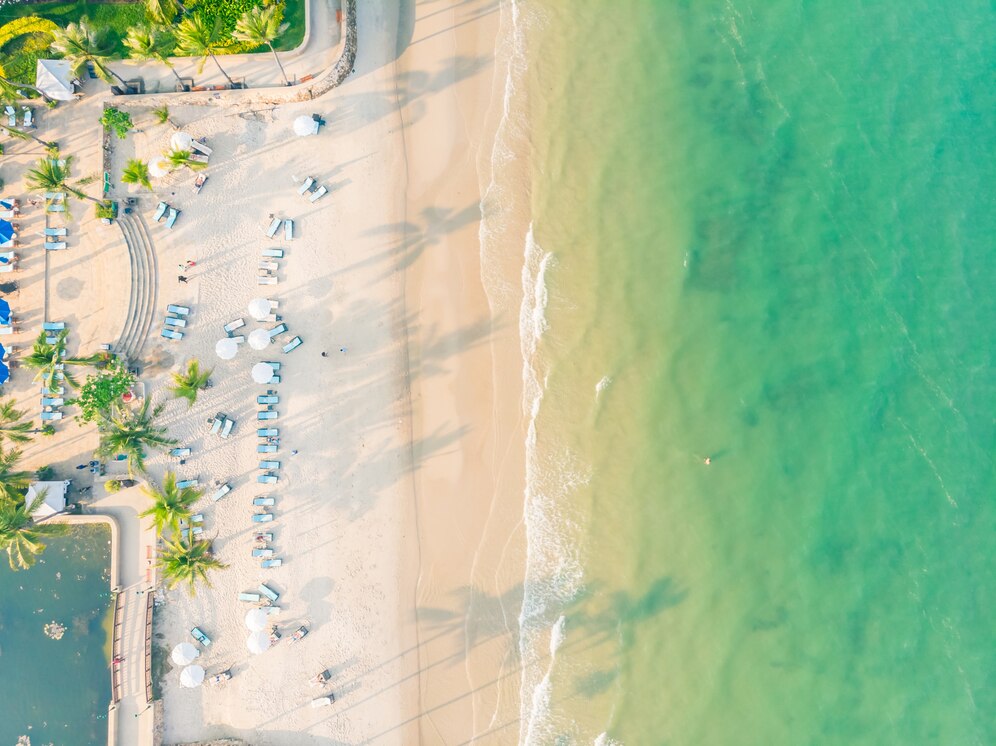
0,525,112,746
497,1,995,743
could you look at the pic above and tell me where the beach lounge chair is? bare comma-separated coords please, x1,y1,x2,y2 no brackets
230,335,246,344
224,318,245,334
266,217,281,237
4,105,15,127
191,627,212,646
265,361,281,371
267,323,287,338
22,107,33,128
311,697,333,709
258,444,277,453
210,483,231,502
210,416,223,435
193,174,208,193
190,139,212,156
189,153,208,164
153,202,168,221
309,185,328,203
46,203,65,213
45,192,65,201
0,263,14,274
253,496,275,506
257,394,279,405
220,418,235,438
252,548,274,558
259,260,279,272
165,208,180,229
42,322,65,332
176,478,199,489
252,513,274,523
291,626,309,642
164,316,187,328
257,410,278,420
282,336,303,353
257,276,278,286
167,304,190,316
258,460,280,470
284,219,294,240
41,411,63,421
262,248,284,258
44,228,67,237
170,447,192,458
45,241,67,251
40,386,65,396
0,326,16,335
257,428,279,437
191,514,204,524
255,532,274,542
41,397,64,407
259,584,279,602
257,473,278,484
161,329,184,341
238,593,261,603
261,559,282,568
298,177,315,195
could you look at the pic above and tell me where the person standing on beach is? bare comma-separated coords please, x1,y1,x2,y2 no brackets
178,275,188,284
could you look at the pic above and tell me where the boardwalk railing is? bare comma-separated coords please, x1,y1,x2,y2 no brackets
144,592,154,703
111,591,124,703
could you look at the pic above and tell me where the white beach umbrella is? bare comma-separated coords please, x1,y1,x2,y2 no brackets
148,156,171,178
171,642,199,666
246,630,271,655
179,664,205,688
170,131,193,151
293,115,319,137
251,362,274,385
215,338,238,360
244,607,269,632
248,297,271,321
248,328,271,351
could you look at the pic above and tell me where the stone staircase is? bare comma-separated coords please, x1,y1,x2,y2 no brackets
115,213,158,362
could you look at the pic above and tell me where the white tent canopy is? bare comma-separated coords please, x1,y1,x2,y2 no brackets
180,664,205,688
35,60,76,101
26,481,69,518
215,338,238,360
293,115,319,137
251,362,274,384
171,642,199,666
246,630,271,655
248,329,270,351
244,608,269,632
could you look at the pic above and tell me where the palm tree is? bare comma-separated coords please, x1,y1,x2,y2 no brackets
0,449,33,502
139,471,203,535
95,399,176,475
168,359,211,406
143,0,181,26
153,105,179,129
25,157,100,205
124,26,185,88
49,19,129,88
156,536,227,594
21,330,102,390
121,159,152,190
1,124,56,149
0,400,33,445
0,491,70,570
0,73,54,104
233,5,290,86
174,13,236,87
165,148,206,171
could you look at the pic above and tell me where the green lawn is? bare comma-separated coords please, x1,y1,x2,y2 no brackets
0,0,306,82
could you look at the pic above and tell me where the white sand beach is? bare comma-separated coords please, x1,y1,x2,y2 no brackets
4,0,524,743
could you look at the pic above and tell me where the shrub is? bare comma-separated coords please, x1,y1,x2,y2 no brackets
95,201,117,220
101,107,134,139
70,362,135,423
35,465,55,481
105,479,122,493
41,424,55,436
0,16,58,48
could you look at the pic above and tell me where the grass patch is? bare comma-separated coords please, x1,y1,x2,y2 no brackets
275,0,305,52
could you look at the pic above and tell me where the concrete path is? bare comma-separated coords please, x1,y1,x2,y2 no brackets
89,485,158,746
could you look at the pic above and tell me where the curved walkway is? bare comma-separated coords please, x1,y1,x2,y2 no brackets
115,212,159,362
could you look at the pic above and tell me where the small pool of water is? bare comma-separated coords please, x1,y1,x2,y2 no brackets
0,524,113,746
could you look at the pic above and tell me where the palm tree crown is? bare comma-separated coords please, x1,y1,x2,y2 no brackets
21,329,102,390
143,0,181,26
0,399,33,446
140,471,203,535
96,399,176,475
0,449,33,503
165,148,206,171
234,5,290,86
175,13,235,86
0,491,70,570
122,159,152,190
169,359,212,406
124,25,184,86
156,536,227,594
25,157,99,205
49,19,127,87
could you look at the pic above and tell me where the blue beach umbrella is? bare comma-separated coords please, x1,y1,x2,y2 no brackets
0,199,14,210
0,219,14,244
0,359,9,385
0,342,6,359
0,299,10,325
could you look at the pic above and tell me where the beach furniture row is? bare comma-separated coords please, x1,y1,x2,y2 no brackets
153,201,181,230
297,176,329,203
4,104,33,129
265,217,295,241
162,304,190,341
209,411,236,438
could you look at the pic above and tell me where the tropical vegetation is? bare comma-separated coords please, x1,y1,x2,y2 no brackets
95,398,175,475
139,471,203,535
0,488,70,570
233,4,289,85
124,25,184,87
21,329,102,389
168,359,211,406
25,156,100,205
174,12,235,86
122,159,152,190
70,362,136,423
165,148,206,171
49,19,128,87
0,448,33,503
0,399,33,445
100,106,133,139
156,536,227,594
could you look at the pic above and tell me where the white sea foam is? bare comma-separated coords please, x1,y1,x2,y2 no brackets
595,375,612,401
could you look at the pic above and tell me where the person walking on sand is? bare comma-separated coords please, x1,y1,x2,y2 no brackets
178,275,188,284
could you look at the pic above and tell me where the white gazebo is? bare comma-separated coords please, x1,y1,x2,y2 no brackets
35,60,76,101
26,481,69,518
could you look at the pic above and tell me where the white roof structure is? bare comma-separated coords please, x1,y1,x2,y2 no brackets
26,481,69,518
35,60,76,102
